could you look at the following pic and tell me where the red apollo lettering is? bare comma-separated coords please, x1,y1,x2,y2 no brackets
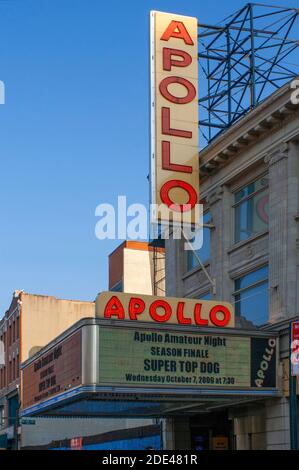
129,297,145,320
176,301,191,325
194,304,209,326
160,179,198,212
100,293,233,327
162,141,193,173
162,107,192,139
104,296,125,319
163,48,192,71
149,299,172,323
160,21,194,45
159,76,196,104
209,305,231,327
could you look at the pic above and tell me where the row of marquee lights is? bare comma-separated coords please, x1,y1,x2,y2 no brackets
151,11,200,224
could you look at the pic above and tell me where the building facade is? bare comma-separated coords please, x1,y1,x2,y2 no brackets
0,291,95,448
109,240,165,296
165,80,299,449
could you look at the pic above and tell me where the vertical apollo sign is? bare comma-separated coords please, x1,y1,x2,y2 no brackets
150,11,199,225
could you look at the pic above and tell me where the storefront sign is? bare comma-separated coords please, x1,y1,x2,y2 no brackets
291,321,299,376
99,327,277,390
150,11,199,224
21,418,36,425
22,331,82,409
96,292,235,328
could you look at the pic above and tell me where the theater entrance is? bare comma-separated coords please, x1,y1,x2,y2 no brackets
170,410,233,450
190,411,232,450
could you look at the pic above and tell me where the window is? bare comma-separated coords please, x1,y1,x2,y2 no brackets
16,317,20,340
197,292,212,301
234,176,268,243
110,280,123,292
0,406,4,428
234,265,269,326
8,395,18,427
16,354,19,379
187,212,211,271
9,361,12,383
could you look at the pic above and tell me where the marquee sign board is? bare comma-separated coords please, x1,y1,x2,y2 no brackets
22,331,82,410
20,320,278,417
96,291,235,328
99,327,277,391
150,11,199,224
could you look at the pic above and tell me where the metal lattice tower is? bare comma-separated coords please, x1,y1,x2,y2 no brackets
198,3,299,146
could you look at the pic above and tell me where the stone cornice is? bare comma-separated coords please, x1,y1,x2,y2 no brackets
199,78,299,178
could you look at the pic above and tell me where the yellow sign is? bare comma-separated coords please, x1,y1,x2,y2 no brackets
150,11,199,224
96,291,235,328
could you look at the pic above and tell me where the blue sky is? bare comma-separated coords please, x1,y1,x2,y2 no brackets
0,0,297,315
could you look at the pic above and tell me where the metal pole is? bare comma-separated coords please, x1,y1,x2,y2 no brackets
289,322,298,450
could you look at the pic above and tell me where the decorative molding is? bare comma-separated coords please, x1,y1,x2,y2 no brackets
227,230,268,255
264,142,289,166
228,255,268,280
245,244,254,259
206,186,223,206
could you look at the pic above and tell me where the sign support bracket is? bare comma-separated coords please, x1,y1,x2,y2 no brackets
181,228,216,295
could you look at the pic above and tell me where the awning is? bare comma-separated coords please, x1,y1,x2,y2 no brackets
20,385,279,418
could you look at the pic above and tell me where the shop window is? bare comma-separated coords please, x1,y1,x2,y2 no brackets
234,176,268,243
187,212,211,271
234,265,269,326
